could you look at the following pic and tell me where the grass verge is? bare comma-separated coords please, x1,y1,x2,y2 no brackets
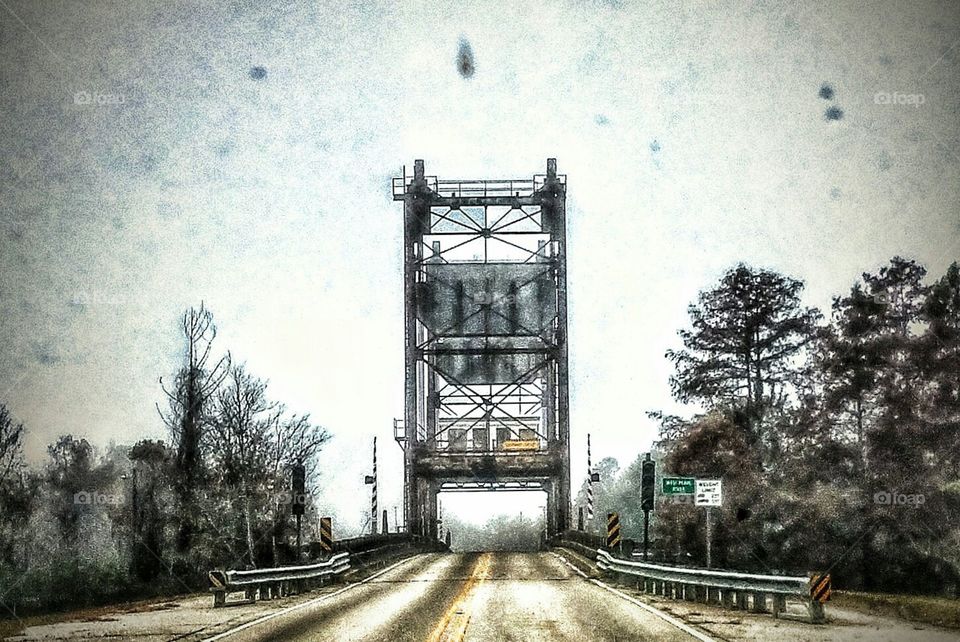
832,590,960,629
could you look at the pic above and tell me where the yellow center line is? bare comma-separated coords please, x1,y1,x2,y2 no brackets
426,553,492,642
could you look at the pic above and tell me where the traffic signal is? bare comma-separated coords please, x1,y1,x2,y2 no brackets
641,455,655,512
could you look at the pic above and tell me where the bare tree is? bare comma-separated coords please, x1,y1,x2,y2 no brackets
0,403,30,564
208,365,277,567
158,304,230,553
206,365,329,567
267,413,329,563
0,404,24,484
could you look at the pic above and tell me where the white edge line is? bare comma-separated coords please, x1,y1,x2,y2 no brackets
551,551,715,642
201,555,420,642
551,551,588,578
589,579,717,642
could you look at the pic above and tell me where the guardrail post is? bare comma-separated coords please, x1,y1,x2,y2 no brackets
685,584,696,601
772,594,787,618
752,592,768,613
721,590,733,609
808,599,826,624
213,590,225,607
736,591,749,610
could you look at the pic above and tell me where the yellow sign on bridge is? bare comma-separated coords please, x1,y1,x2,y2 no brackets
501,440,540,451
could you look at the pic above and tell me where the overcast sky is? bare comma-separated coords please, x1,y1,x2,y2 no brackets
1,0,958,533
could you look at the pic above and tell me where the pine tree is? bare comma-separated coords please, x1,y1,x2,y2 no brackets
667,264,820,463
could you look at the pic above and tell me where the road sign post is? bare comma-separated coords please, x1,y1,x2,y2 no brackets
695,479,722,568
706,507,712,568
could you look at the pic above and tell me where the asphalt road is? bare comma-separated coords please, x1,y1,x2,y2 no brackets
213,551,702,642
8,551,960,641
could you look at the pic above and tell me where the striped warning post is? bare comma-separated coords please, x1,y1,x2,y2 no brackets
208,570,226,589
209,570,228,607
606,512,621,548
586,434,594,524
810,572,831,603
371,437,378,535
320,516,333,552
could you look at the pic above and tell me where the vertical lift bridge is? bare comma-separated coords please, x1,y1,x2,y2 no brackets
392,159,571,538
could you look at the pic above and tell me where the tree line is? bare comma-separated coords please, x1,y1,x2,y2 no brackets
443,512,545,552
575,257,960,596
0,305,329,614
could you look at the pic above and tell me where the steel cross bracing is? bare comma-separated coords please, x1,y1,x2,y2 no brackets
394,159,571,539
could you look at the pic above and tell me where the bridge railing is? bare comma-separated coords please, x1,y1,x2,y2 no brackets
594,549,825,624
208,552,350,607
209,533,449,607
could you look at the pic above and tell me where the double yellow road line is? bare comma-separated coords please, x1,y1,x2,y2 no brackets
427,553,492,642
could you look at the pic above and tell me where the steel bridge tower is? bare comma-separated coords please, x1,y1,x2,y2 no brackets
392,159,571,539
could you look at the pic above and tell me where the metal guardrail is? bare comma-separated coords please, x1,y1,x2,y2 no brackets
208,533,449,607
594,549,825,623
208,552,350,607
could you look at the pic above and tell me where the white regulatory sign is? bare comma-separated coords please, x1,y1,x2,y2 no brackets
695,479,722,506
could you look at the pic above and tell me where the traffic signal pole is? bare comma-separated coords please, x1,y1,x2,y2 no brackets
292,461,306,561
641,453,655,562
643,510,650,561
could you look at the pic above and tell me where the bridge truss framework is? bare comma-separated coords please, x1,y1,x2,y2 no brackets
393,158,571,538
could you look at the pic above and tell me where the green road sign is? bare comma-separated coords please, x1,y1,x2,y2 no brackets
662,477,695,495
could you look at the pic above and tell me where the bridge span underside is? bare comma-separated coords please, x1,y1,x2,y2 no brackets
393,159,572,538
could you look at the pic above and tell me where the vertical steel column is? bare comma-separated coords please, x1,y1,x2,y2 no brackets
403,160,426,536
426,368,437,448
545,158,571,533
427,482,439,540
544,480,557,535
426,240,441,448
